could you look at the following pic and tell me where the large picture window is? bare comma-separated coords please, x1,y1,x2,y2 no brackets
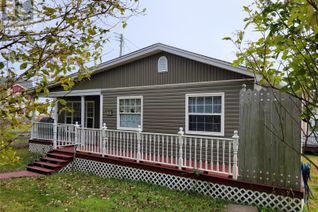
117,96,143,130
185,93,224,136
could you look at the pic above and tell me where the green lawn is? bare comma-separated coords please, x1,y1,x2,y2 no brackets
0,148,41,172
0,148,226,211
304,154,318,212
0,172,226,211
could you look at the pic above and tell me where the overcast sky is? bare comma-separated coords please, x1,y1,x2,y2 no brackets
101,0,256,64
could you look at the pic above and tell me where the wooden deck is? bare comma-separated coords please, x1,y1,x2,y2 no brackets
57,146,231,177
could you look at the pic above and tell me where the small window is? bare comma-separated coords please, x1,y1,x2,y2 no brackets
117,96,143,131
186,93,224,136
158,56,168,73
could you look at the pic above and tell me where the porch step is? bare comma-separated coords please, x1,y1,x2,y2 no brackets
47,152,73,159
41,156,69,163
25,147,74,176
33,161,62,169
26,165,55,175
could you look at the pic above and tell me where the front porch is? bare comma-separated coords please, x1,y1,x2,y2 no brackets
30,122,238,178
47,89,104,129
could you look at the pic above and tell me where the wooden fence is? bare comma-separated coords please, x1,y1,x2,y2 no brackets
238,87,301,190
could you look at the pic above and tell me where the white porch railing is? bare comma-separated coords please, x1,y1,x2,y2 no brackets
31,122,239,179
31,122,77,148
57,124,77,147
31,122,54,141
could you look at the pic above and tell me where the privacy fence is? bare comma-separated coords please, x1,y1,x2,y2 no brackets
238,87,301,190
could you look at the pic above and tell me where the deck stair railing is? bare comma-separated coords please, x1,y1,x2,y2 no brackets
31,122,54,141
31,122,239,179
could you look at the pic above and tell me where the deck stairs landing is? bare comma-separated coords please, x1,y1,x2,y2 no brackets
26,148,74,175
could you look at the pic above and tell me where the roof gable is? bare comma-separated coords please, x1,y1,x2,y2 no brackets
92,43,255,78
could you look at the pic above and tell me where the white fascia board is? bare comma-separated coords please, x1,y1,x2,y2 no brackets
43,89,102,98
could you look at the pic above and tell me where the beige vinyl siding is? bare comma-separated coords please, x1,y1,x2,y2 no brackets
102,79,254,137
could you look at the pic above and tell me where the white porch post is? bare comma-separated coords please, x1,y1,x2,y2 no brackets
53,99,58,149
81,96,85,127
178,127,184,170
100,94,103,129
232,130,239,180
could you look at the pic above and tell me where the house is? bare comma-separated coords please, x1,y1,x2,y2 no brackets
29,44,304,211
47,43,256,137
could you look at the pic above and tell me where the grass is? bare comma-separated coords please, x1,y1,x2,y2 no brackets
0,148,41,172
0,148,226,211
304,154,318,212
0,172,226,211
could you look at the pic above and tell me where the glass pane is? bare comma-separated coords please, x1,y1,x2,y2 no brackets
125,99,129,107
189,115,197,131
213,105,222,113
188,97,195,113
136,99,141,106
66,117,72,124
196,97,204,113
205,96,212,113
136,106,141,113
212,115,221,132
86,118,94,128
213,96,221,104
120,105,124,113
120,114,141,128
120,99,124,106
129,99,135,113
188,115,221,132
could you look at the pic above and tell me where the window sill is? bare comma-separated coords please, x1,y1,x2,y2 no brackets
185,130,224,137
117,127,143,132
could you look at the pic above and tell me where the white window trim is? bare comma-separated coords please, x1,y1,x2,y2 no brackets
117,96,143,131
185,93,225,136
64,100,95,127
158,56,168,73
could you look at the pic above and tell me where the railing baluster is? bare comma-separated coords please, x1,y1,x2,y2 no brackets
211,140,214,171
189,138,192,168
199,138,202,169
184,137,187,167
217,139,219,172
162,135,164,163
228,142,232,174
170,136,173,164
194,138,197,169
222,140,225,172
205,138,208,170
166,135,168,164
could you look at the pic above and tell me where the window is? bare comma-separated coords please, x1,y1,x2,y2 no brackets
185,93,224,136
158,56,168,72
65,101,94,128
85,102,95,128
117,96,143,130
65,102,81,125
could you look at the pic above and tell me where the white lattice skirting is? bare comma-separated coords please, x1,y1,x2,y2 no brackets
29,143,53,155
61,158,303,212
